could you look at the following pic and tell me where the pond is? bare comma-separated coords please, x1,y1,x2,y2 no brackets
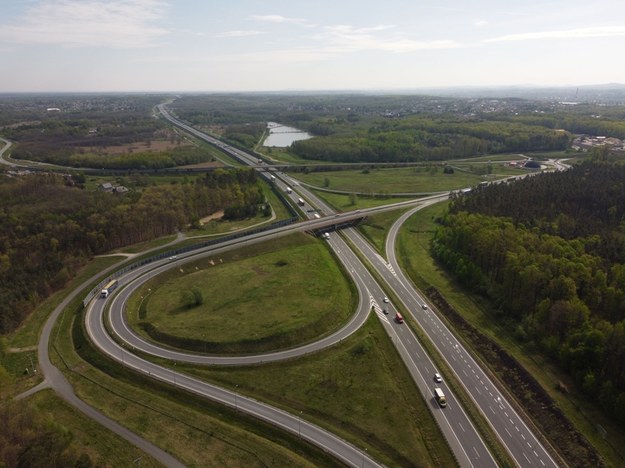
263,122,311,147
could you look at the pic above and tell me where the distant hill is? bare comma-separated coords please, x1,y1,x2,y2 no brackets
410,83,625,103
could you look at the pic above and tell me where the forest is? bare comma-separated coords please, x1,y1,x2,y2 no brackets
431,162,625,426
290,117,570,162
0,95,216,170
0,169,265,334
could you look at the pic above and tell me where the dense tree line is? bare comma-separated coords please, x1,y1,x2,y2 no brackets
290,117,569,163
431,162,625,426
0,169,264,334
493,112,625,140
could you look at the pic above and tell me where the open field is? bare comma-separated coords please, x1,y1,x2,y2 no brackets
127,233,354,353
78,138,194,156
293,166,497,193
396,202,625,467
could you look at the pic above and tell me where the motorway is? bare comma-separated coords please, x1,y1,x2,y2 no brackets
87,106,502,467
291,170,559,467
2,103,565,466
83,104,560,467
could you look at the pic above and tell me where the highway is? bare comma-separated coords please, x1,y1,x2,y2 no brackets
3,103,568,466
91,210,494,467
295,175,558,466
288,147,560,467
86,106,499,467
82,103,560,467
342,206,560,467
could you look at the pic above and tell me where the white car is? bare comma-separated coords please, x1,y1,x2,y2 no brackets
422,304,428,310
434,373,442,383
383,297,389,303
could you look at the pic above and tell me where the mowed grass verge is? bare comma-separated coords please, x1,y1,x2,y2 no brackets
182,313,457,467
127,233,355,354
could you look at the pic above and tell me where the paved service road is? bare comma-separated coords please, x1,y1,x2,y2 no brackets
33,258,185,467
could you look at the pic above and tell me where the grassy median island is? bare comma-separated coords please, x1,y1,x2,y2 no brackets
128,233,354,354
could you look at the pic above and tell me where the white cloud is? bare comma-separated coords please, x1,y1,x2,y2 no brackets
315,24,460,53
214,30,265,38
0,0,168,48
474,19,488,28
485,26,625,43
251,14,307,25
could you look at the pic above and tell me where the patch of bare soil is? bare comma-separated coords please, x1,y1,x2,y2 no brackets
179,160,224,169
79,139,192,155
199,210,224,225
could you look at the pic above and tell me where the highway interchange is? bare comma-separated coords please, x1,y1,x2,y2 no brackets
2,104,565,466
80,105,561,467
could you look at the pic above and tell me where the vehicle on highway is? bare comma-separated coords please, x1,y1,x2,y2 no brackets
422,304,428,310
395,312,404,324
100,279,118,298
382,308,388,315
285,186,292,194
297,197,305,206
314,213,321,219
168,256,177,261
383,296,389,303
434,373,442,383
323,232,330,239
434,388,447,407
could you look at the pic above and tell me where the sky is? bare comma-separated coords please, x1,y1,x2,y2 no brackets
1,0,624,92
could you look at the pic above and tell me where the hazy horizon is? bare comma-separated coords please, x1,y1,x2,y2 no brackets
1,0,624,93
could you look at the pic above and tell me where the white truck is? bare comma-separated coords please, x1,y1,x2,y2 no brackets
100,279,118,298
434,388,447,408
285,186,292,194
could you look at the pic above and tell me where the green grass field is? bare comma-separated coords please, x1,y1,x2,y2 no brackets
309,189,415,212
293,166,495,193
127,233,354,353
